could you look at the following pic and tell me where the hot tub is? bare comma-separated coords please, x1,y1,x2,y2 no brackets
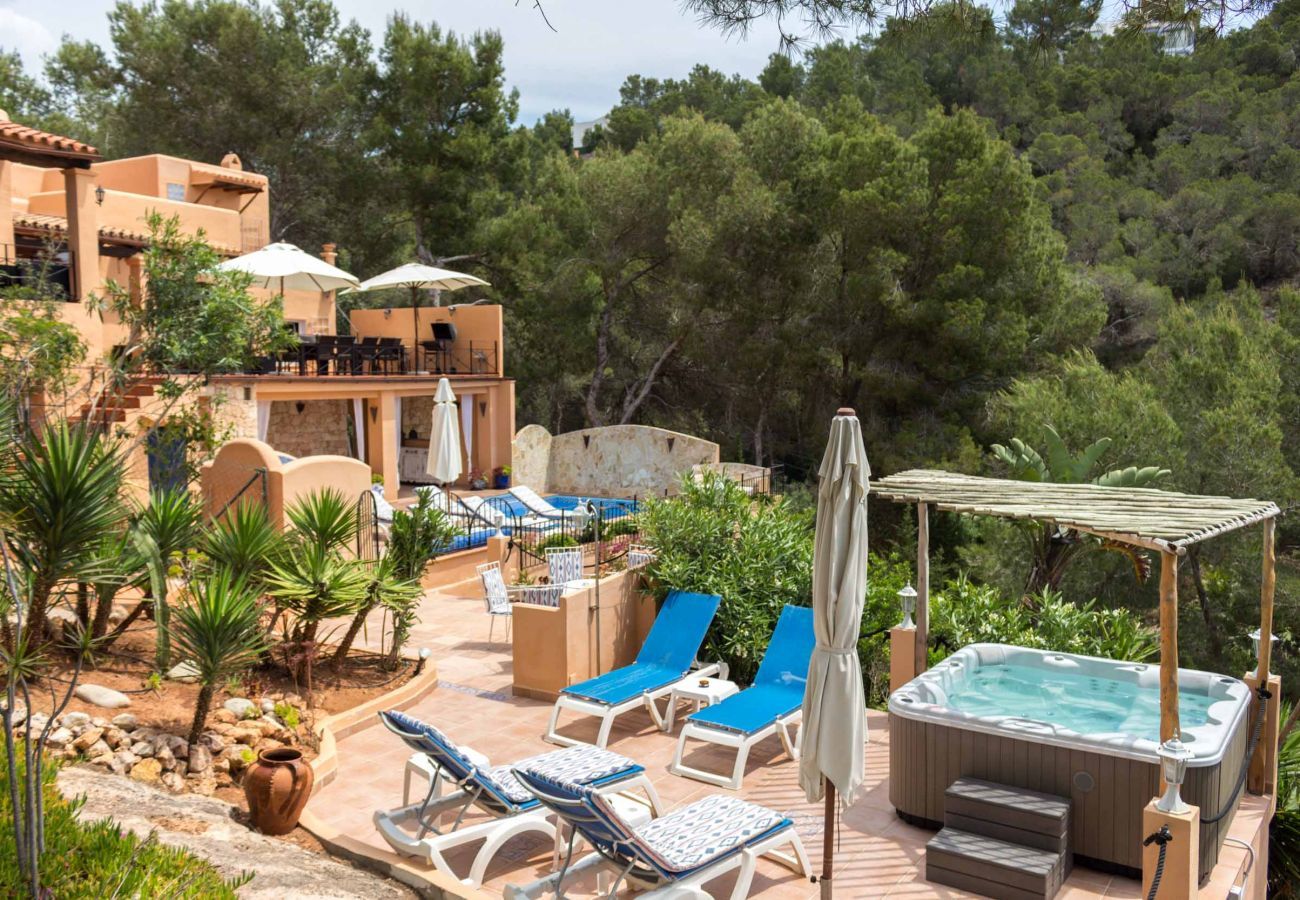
888,643,1252,880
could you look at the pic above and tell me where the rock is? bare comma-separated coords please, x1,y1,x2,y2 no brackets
260,698,275,714
129,758,163,785
207,722,234,736
61,711,90,728
166,735,189,758
253,738,283,755
223,698,256,719
107,603,128,625
160,771,186,793
111,713,138,730
45,727,73,749
103,727,128,749
213,756,231,774
72,727,105,752
187,744,212,774
90,752,115,768
166,660,201,683
114,750,140,768
212,709,238,725
230,726,261,746
154,743,175,768
224,745,256,774
253,718,282,737
129,740,154,757
197,732,226,753
74,683,131,710
283,693,303,707
188,770,217,796
87,739,111,758
91,717,109,728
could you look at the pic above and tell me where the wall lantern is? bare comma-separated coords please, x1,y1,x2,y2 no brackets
1155,737,1195,813
294,401,306,414
94,185,105,206
1250,628,1278,677
897,583,917,630
479,401,487,417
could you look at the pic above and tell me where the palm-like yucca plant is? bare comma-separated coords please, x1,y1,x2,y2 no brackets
991,424,1172,598
285,488,356,554
130,487,202,668
331,555,423,667
201,501,284,590
265,543,368,688
170,569,268,746
0,420,126,645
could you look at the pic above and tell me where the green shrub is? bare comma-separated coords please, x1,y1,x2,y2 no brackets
534,533,579,553
929,577,1158,663
273,702,300,729
0,744,248,897
1271,703,1300,896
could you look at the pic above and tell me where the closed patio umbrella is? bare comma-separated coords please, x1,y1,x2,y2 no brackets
426,377,462,486
800,407,871,899
344,263,490,372
216,242,359,293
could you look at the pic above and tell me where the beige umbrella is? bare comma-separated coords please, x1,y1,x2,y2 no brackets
216,242,359,293
426,378,463,486
800,407,871,899
344,262,490,373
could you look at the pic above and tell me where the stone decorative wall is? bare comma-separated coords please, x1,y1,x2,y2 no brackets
209,385,257,440
512,423,719,499
265,399,352,459
400,394,435,441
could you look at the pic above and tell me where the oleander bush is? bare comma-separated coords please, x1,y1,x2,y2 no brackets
0,746,247,898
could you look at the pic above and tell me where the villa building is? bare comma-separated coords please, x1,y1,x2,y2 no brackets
0,111,514,496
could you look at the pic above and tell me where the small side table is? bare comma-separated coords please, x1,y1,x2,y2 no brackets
662,676,739,732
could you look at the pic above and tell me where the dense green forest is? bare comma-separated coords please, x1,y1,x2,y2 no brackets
3,0,1299,683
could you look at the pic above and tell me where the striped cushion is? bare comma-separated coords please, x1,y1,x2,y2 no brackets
483,745,637,805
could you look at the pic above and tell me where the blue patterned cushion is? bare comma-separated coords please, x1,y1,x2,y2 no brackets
622,795,788,874
381,711,476,776
485,746,636,805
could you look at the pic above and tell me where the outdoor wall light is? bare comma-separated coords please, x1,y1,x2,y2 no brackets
897,583,917,630
94,185,105,205
383,308,392,318
415,647,431,675
1250,628,1279,676
295,401,306,414
1155,737,1195,813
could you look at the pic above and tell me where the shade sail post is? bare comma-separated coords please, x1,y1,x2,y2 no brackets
1159,550,1180,743
914,501,930,677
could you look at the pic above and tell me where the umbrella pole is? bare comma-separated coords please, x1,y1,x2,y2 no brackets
411,286,421,373
821,783,835,897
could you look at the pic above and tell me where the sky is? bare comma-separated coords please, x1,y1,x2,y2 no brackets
0,0,794,124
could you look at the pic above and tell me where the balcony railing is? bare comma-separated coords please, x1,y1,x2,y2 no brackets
247,337,500,378
0,245,74,301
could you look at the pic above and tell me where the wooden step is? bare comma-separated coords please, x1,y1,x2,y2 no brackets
927,828,1067,900
945,777,1070,854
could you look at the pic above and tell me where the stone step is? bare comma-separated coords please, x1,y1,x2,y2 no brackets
926,827,1067,900
945,777,1070,851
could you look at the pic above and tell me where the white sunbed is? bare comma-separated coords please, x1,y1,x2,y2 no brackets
507,485,591,530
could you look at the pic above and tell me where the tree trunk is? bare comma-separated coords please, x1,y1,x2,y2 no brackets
101,599,149,648
90,587,117,640
1186,547,1223,663
188,682,214,748
75,584,89,628
331,602,375,669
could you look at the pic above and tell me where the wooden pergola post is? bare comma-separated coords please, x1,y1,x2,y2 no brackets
914,502,929,677
1247,517,1282,795
1158,550,1180,743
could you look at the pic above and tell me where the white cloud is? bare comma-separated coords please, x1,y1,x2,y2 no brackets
0,7,58,72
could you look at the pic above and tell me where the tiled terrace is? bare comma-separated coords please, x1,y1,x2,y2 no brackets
309,586,1270,899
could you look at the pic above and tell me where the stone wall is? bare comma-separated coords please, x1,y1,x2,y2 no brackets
512,423,719,499
265,399,352,459
400,394,435,441
209,385,257,441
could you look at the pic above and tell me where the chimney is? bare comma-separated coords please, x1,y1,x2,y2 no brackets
321,243,337,265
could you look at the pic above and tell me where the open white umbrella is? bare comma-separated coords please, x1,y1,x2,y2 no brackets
216,242,359,293
426,377,463,485
800,407,871,899
344,263,490,371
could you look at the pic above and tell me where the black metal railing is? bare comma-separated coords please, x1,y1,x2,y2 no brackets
506,498,641,571
0,246,75,301
245,337,500,379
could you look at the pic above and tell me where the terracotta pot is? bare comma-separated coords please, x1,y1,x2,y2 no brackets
243,747,314,835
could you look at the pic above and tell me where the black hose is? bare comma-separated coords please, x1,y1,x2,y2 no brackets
1143,825,1172,900
1202,684,1271,826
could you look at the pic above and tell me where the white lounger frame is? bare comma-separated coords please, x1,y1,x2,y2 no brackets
544,661,724,749
670,710,802,790
374,750,662,889
504,816,810,900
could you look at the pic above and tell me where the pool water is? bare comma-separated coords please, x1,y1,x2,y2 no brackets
481,494,637,520
947,662,1218,742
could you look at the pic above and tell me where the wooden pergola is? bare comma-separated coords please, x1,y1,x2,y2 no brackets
872,469,1281,745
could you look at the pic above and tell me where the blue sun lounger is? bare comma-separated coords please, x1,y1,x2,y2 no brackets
507,760,809,900
373,710,661,888
544,590,723,749
670,605,816,789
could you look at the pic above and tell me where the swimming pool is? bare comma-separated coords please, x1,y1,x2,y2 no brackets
889,643,1251,878
434,494,637,553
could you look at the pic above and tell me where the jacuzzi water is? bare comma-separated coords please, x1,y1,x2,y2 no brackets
948,662,1218,743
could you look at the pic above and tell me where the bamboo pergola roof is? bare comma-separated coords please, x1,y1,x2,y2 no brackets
873,469,1280,555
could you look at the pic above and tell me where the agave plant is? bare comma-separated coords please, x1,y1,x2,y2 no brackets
201,501,284,590
285,488,356,554
170,569,268,746
0,420,127,645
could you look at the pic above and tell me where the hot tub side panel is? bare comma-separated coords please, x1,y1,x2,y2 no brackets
888,712,1242,881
